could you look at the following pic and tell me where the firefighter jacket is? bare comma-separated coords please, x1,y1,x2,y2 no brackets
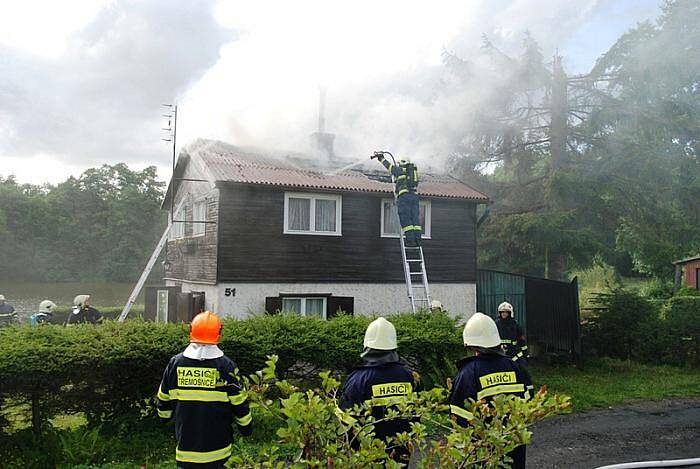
338,352,415,444
449,350,534,427
156,350,252,466
66,306,103,325
496,317,529,363
377,155,419,198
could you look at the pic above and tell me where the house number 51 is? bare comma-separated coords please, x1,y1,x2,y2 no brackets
225,288,236,297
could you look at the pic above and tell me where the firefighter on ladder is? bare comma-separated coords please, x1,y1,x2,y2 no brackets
371,152,421,246
156,311,252,468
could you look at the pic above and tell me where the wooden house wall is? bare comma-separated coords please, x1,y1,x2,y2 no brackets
164,161,219,284
216,184,477,283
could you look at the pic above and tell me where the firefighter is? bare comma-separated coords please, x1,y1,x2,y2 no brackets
371,153,421,246
0,294,17,326
66,295,103,325
339,317,415,464
495,301,529,367
30,300,56,325
449,312,534,469
430,300,445,313
156,311,252,468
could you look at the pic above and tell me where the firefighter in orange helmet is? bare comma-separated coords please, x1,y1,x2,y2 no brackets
156,311,252,468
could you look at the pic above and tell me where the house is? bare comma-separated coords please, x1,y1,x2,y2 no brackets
673,255,700,291
160,138,488,319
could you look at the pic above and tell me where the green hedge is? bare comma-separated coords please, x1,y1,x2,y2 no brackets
0,312,464,432
582,292,700,366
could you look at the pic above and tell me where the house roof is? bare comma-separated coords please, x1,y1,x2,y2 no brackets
673,255,700,265
173,139,488,202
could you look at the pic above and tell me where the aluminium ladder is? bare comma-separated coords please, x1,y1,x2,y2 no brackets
382,151,431,314
397,226,432,314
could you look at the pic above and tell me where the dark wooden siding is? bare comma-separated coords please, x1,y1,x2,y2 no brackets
164,158,219,284
217,184,477,283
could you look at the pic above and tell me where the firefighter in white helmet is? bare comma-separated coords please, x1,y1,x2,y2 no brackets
495,301,529,367
30,300,57,325
338,317,416,464
450,312,534,469
66,295,103,325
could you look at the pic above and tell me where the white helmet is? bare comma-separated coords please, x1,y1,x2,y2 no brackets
498,301,514,316
0,294,5,301
462,312,501,348
39,300,57,313
430,300,444,311
398,156,412,165
73,294,90,308
363,317,397,350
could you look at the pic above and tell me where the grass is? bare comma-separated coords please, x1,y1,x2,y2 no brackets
571,263,656,313
531,357,700,412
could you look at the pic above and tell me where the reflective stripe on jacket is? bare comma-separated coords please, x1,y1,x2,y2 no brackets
496,317,529,361
378,156,419,197
339,361,415,442
449,352,533,427
156,352,252,464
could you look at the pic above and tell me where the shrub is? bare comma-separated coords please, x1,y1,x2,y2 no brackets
583,291,700,367
233,355,571,468
665,297,700,366
587,289,661,361
0,312,464,434
640,279,675,299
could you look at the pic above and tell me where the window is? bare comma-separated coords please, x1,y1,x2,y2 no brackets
381,199,431,238
170,206,185,239
284,192,342,235
192,199,207,236
281,297,327,318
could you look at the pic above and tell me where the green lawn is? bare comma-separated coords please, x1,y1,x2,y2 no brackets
531,358,700,412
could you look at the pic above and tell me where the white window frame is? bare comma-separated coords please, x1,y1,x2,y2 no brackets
170,205,185,240
283,192,342,236
191,198,207,237
281,297,327,319
380,198,431,239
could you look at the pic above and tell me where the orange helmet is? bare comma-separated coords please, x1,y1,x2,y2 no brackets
189,311,223,344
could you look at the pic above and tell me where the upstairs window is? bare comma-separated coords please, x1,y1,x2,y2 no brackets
192,199,207,236
284,192,342,236
381,199,431,238
170,205,185,239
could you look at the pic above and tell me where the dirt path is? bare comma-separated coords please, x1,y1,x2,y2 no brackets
528,398,700,468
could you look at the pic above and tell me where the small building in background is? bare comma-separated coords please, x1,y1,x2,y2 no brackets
674,255,700,291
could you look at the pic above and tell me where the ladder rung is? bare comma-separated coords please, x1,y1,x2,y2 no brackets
406,259,422,263
410,272,423,276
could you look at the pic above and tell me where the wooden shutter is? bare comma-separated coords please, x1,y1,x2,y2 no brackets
265,296,283,315
327,296,354,318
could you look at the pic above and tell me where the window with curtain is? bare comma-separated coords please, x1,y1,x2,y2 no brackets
284,193,341,235
192,199,207,236
281,297,327,318
381,199,431,238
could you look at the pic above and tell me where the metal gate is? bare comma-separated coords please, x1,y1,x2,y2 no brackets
477,269,582,366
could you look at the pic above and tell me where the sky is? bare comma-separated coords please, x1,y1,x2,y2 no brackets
0,0,662,185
